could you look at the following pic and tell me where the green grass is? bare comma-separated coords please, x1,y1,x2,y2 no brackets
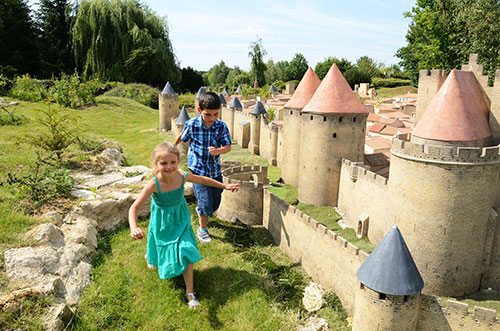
266,185,376,253
376,85,417,99
441,290,500,318
0,293,53,330
70,206,350,330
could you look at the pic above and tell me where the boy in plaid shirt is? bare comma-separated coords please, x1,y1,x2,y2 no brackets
174,91,232,243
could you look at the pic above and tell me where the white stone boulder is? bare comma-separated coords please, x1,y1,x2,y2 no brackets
302,282,326,312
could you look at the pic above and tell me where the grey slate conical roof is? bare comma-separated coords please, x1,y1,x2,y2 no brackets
175,106,190,125
269,84,278,93
250,101,267,115
229,97,242,109
223,88,230,95
161,82,177,95
195,87,207,99
219,93,227,105
235,85,242,94
356,225,424,295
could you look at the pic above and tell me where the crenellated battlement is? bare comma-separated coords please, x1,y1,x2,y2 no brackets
391,133,500,165
438,297,499,324
341,159,388,186
265,189,369,261
419,68,447,79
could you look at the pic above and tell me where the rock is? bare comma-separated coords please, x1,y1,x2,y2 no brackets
70,189,101,200
101,139,123,152
114,174,145,185
63,261,92,305
97,148,123,167
303,282,326,312
75,171,125,189
43,211,63,225
300,317,329,331
4,247,60,284
45,302,73,331
27,223,64,248
184,182,194,197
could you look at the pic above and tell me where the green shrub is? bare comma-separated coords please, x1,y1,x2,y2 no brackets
371,77,411,88
0,104,27,126
267,106,277,121
103,83,160,109
179,93,195,108
76,137,106,155
0,74,12,96
9,74,50,102
50,72,102,108
272,80,285,93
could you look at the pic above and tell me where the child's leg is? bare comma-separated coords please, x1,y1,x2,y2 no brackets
183,264,199,308
199,214,208,229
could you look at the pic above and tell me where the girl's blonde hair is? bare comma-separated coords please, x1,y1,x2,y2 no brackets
151,142,180,177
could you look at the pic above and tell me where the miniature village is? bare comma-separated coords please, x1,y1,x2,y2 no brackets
157,53,500,330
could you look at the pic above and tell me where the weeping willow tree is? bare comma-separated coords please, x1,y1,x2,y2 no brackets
72,0,180,87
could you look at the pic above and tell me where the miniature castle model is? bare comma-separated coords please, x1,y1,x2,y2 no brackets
159,81,178,131
216,55,500,330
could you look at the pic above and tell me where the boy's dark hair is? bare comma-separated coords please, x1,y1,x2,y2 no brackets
199,91,221,110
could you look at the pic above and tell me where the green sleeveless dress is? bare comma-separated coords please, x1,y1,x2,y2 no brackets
146,172,202,279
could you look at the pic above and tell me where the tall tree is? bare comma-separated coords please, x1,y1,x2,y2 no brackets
396,0,500,85
225,66,242,89
36,0,75,78
356,56,383,79
315,57,352,80
0,0,39,75
180,66,203,93
72,0,180,87
284,53,308,81
206,60,229,87
248,37,267,86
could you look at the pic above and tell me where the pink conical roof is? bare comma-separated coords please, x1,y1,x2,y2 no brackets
284,67,321,109
413,70,491,142
302,64,368,114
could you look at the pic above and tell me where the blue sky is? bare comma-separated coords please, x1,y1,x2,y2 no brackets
30,0,417,71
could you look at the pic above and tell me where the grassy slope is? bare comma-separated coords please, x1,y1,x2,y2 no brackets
376,85,417,99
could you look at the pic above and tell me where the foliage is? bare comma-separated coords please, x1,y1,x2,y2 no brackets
343,68,372,89
0,74,12,96
0,0,40,76
36,0,75,78
75,137,106,155
283,53,308,81
205,60,230,87
356,56,384,79
315,57,353,79
0,293,53,330
396,0,500,85
180,66,203,93
24,103,79,160
178,93,195,108
50,72,102,108
0,104,27,126
225,67,243,89
371,77,412,88
241,87,260,99
72,0,180,88
2,154,75,210
272,80,285,93
248,37,267,86
267,106,277,121
9,75,50,102
103,83,160,109
228,70,252,90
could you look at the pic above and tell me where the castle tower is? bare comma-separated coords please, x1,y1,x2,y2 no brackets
298,64,369,206
389,70,500,296
173,106,190,155
248,101,267,154
224,96,242,139
282,67,320,186
269,84,278,97
415,69,446,124
194,86,206,110
353,225,424,331
159,82,178,131
218,93,227,121
223,87,229,96
235,85,242,94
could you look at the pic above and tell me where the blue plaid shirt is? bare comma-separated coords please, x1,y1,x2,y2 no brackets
181,114,232,178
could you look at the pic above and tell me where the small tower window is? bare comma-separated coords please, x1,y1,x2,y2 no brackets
404,295,408,302
333,133,337,139
310,116,313,120
353,116,357,122
339,117,343,122
290,110,293,115
379,293,386,300
323,116,326,121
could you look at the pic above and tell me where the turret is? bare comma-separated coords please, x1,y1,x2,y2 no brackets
248,101,267,154
218,93,227,121
298,64,368,206
172,106,190,155
389,70,500,296
353,225,424,331
159,81,178,131
194,87,206,110
282,67,320,186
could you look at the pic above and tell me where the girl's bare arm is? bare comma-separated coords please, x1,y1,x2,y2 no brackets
185,172,240,192
128,180,155,239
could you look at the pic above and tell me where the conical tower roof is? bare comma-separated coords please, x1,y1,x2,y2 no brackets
223,88,230,95
357,225,424,296
161,82,176,95
284,67,320,109
413,70,491,142
302,64,368,114
235,85,242,94
219,93,227,105
195,87,207,99
229,97,242,109
250,101,267,115
269,84,278,93
175,106,190,125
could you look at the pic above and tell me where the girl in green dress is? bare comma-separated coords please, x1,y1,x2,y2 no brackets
128,142,240,309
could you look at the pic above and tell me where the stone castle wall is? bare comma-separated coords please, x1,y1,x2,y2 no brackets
158,94,178,131
276,127,283,168
282,108,303,186
259,118,278,166
337,159,389,244
233,111,250,143
415,69,446,124
221,106,235,138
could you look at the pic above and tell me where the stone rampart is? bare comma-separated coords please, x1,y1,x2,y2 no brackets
276,126,283,168
417,295,499,330
416,69,446,123
391,133,500,165
233,111,250,144
259,118,279,166
337,159,389,244
263,189,368,314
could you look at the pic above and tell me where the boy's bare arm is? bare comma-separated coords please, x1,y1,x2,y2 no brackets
174,133,182,146
208,144,231,156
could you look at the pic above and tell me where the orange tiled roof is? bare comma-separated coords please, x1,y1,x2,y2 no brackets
284,67,321,109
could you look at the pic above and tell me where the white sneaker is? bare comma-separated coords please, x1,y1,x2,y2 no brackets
197,228,212,243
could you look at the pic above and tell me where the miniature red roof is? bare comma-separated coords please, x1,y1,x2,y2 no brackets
413,70,491,142
367,113,381,122
365,137,392,151
369,123,386,133
284,67,321,109
302,64,368,114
